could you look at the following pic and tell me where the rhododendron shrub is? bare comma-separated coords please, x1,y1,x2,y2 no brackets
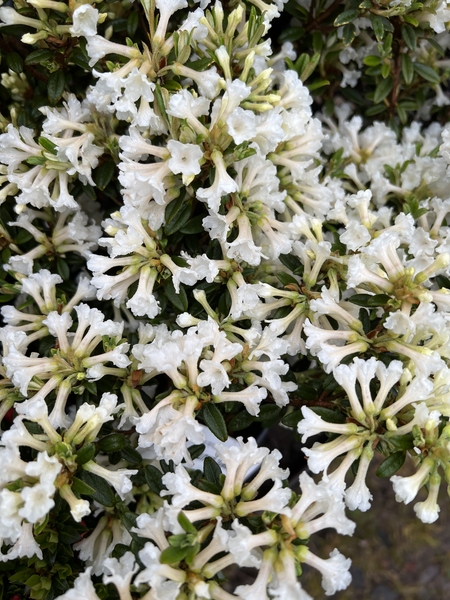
1,0,450,597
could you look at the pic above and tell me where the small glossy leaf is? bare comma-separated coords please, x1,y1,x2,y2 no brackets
202,402,228,442
376,451,405,478
334,9,359,27
144,465,165,494
160,545,187,564
76,443,96,465
47,70,65,104
373,76,393,104
413,62,440,84
401,53,414,84
178,511,197,534
310,407,346,424
402,24,416,51
204,456,222,485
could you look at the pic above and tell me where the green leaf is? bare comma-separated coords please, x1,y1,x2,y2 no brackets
178,511,197,534
376,451,405,478
228,410,254,431
164,278,188,312
6,52,23,74
388,434,414,451
310,407,346,424
202,402,228,442
253,404,283,423
278,26,304,43
426,38,445,57
363,55,382,67
121,445,142,465
80,470,116,506
281,410,302,428
144,465,165,494
278,253,303,274
334,9,359,27
348,293,391,307
373,76,393,104
342,22,356,46
203,456,222,485
370,15,384,41
47,70,65,104
381,62,390,79
56,257,70,280
307,79,330,92
179,215,204,234
277,272,298,286
164,197,192,235
76,443,96,465
401,53,414,84
159,545,187,564
127,10,139,36
25,48,53,64
93,160,116,190
97,433,126,453
71,477,95,496
188,443,205,460
413,62,440,84
401,24,416,51
39,136,57,154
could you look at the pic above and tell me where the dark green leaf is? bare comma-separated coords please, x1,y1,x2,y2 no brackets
426,38,445,57
401,53,414,85
93,160,116,191
278,26,304,43
373,76,393,104
203,456,222,485
413,62,440,84
370,15,384,41
228,410,254,431
310,407,346,424
277,272,298,286
127,11,139,36
56,257,70,280
25,49,53,65
388,434,414,451
76,443,96,465
70,477,95,496
342,22,356,46
376,451,405,478
202,402,228,442
80,470,116,506
39,136,57,154
165,198,192,235
121,445,142,465
47,70,65,104
188,443,205,460
281,410,302,428
164,278,188,312
97,433,126,453
278,253,303,274
6,52,23,73
144,465,165,494
348,294,391,307
253,404,283,423
402,24,416,51
179,216,204,234
334,9,359,27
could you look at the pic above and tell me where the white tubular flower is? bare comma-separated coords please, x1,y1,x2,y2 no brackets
228,520,277,568
413,471,441,524
197,150,238,212
53,568,101,600
390,457,435,505
296,546,352,596
344,444,374,512
102,552,139,599
235,479,292,516
215,437,270,501
162,464,224,509
303,435,365,478
297,406,359,443
83,461,138,500
234,547,276,600
154,0,188,44
167,139,203,185
134,542,186,590
19,483,55,523
1,522,43,561
226,107,257,145
226,213,265,266
70,5,99,36
132,509,169,550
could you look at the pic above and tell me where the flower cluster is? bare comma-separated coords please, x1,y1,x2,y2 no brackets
1,0,450,598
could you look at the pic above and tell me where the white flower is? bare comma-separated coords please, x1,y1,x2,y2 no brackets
297,406,358,443
298,547,352,596
413,472,441,523
19,483,55,523
390,458,435,505
70,5,99,37
196,149,238,212
167,140,203,184
54,568,100,600
226,107,257,144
